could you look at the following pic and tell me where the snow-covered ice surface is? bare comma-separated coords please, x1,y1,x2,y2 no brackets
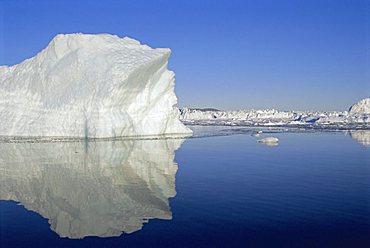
0,138,183,238
0,33,191,139
179,98,370,130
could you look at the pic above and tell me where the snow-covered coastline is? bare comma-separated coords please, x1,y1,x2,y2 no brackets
179,98,370,130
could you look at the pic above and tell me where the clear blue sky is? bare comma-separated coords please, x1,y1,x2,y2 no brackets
0,0,369,111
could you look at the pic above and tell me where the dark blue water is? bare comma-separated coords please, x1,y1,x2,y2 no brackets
1,130,369,247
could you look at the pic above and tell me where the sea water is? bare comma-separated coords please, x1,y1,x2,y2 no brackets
0,127,369,247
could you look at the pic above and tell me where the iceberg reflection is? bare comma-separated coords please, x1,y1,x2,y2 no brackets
0,138,184,238
349,130,370,147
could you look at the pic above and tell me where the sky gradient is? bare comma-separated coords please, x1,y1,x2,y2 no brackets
0,0,369,111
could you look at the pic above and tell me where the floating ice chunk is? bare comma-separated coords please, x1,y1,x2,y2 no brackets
252,130,263,137
257,137,279,146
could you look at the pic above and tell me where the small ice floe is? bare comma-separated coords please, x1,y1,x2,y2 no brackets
252,130,263,137
257,137,279,146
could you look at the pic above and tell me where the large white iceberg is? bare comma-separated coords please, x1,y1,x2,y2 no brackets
0,33,191,138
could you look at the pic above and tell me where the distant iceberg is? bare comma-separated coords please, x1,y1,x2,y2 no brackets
349,98,370,115
179,99,370,129
0,33,191,138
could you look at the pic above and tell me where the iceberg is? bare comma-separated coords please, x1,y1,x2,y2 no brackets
0,33,191,138
349,98,370,115
179,99,370,129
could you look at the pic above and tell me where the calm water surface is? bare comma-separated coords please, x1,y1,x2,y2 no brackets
0,128,369,247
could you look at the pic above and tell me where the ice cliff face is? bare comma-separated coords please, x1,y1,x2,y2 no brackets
349,98,370,115
0,139,183,238
0,33,191,138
